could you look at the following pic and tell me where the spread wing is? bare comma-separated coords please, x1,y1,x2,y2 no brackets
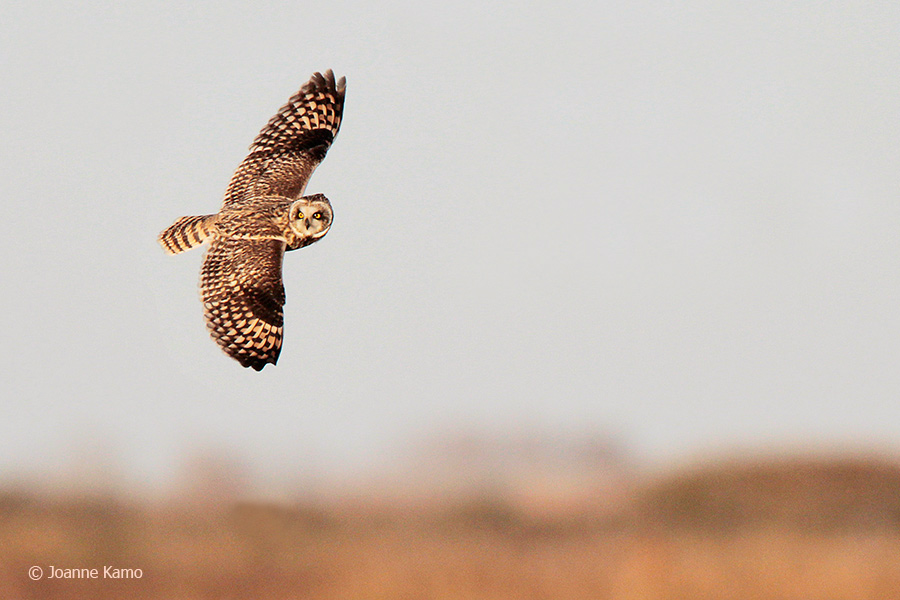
201,236,287,370
222,70,346,209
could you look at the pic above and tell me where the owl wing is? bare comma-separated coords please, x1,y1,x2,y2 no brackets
222,70,346,209
201,235,288,370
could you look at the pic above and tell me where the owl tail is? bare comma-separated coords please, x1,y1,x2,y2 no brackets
158,214,218,254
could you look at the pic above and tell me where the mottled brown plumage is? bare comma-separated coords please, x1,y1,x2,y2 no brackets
159,70,346,370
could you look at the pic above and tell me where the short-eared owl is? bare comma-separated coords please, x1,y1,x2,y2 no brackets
159,70,346,371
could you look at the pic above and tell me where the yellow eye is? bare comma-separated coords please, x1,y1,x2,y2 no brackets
296,212,304,220
313,211,323,220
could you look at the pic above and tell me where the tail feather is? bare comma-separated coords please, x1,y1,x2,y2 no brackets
158,214,217,254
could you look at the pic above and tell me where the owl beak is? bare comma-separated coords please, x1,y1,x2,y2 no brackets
304,218,310,228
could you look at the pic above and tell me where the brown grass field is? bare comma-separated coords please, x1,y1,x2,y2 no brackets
2,454,900,599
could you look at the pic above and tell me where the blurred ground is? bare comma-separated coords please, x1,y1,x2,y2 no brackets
2,444,900,599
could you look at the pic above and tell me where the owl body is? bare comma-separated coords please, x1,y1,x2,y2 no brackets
159,70,345,370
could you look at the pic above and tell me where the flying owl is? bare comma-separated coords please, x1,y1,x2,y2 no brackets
158,70,346,371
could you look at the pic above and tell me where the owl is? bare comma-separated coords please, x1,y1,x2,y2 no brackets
158,70,346,370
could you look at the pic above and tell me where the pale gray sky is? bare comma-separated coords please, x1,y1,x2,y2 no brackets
2,1,899,490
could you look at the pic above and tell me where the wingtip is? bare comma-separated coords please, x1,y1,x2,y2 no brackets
238,353,277,371
307,69,346,95
157,231,176,254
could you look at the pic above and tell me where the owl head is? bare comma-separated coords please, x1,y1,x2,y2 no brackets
288,194,333,245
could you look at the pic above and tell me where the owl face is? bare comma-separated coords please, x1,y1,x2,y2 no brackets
288,194,333,241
